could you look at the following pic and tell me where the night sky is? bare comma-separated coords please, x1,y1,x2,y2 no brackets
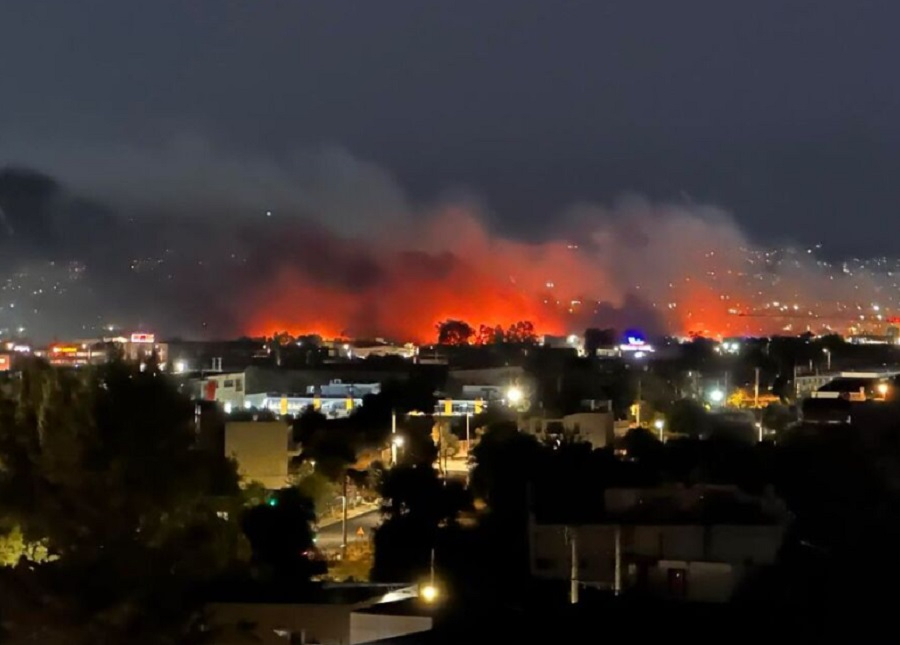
3,1,900,256
2,1,900,340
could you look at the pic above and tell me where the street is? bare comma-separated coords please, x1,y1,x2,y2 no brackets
315,509,381,550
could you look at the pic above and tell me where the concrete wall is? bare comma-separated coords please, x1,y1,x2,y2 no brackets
207,603,432,645
644,560,737,602
224,421,291,490
530,524,616,585
350,612,432,644
529,521,784,601
208,603,353,644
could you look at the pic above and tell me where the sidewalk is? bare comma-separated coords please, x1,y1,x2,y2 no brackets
317,500,380,529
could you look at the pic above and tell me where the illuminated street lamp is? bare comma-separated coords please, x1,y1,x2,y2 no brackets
653,418,665,442
877,382,890,398
420,583,439,603
506,386,524,405
708,389,725,405
420,547,440,604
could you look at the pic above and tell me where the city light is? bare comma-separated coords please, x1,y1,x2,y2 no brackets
507,386,524,404
653,418,665,441
392,435,405,447
224,402,233,414
420,583,439,603
877,382,889,397
708,389,725,404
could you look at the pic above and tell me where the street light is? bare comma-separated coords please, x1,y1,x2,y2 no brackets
421,547,440,604
392,435,405,447
653,418,665,442
420,583,439,603
823,348,831,371
708,389,725,405
877,382,889,398
506,386,524,405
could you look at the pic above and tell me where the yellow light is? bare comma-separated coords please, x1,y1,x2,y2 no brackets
507,386,524,404
877,383,889,396
421,584,439,603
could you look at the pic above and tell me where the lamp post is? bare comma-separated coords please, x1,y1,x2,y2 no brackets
421,547,439,603
654,418,665,442
391,410,398,466
340,474,348,558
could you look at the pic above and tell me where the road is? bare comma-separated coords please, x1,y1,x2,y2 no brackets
315,509,381,550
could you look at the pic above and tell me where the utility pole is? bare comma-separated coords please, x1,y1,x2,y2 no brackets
465,413,471,487
614,524,622,595
340,475,348,558
568,527,579,604
391,410,398,466
635,378,642,427
754,367,760,409
754,367,762,442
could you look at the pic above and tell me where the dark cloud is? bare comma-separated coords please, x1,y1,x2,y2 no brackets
3,1,900,258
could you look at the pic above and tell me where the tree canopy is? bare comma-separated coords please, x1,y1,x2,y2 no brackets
0,360,251,641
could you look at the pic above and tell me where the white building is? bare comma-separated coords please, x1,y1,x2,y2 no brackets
526,406,615,449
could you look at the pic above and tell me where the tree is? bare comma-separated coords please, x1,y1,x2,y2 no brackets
241,487,323,582
669,398,709,438
397,416,439,467
294,471,340,516
292,406,328,446
469,422,541,518
475,324,505,345
371,465,470,581
435,320,474,345
0,359,249,641
622,426,662,461
436,420,460,460
505,321,538,344
762,403,796,434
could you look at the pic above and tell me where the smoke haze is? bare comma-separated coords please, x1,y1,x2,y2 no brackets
0,140,892,342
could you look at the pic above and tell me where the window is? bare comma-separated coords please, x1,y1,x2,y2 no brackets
235,378,243,393
223,379,235,388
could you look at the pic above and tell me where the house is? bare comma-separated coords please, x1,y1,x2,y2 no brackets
529,485,788,603
525,401,615,449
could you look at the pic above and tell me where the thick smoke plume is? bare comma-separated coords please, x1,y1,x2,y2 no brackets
0,141,891,342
